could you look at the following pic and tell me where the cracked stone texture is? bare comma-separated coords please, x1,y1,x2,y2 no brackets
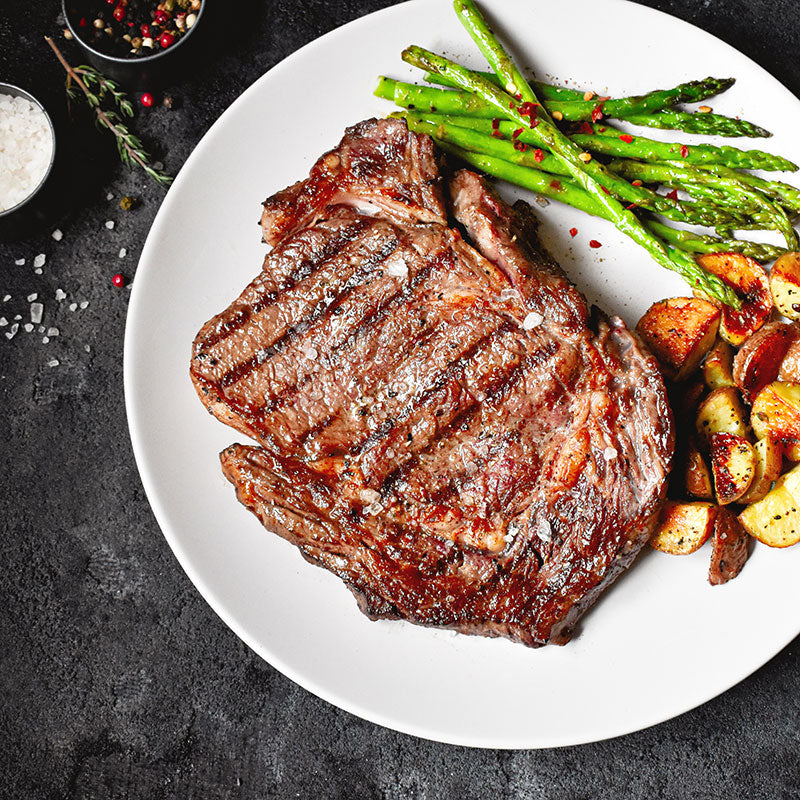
2,1,800,798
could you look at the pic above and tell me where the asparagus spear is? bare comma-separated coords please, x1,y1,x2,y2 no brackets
423,69,586,101
623,110,770,138
376,77,739,125
608,159,798,248
570,126,796,171
698,164,800,213
398,111,742,228
404,5,739,305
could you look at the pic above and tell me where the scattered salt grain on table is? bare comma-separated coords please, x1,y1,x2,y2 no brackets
14,258,24,266
27,293,37,302
37,325,44,333
42,336,49,344
30,302,43,324
84,345,90,353
68,303,77,312
51,229,62,241
3,294,10,302
0,317,6,326
104,220,114,230
106,192,113,201
55,289,66,301
46,327,58,337
79,300,89,309
33,254,45,268
118,248,127,258
0,94,53,212
47,359,59,367
34,268,42,275
23,323,32,332
5,323,19,339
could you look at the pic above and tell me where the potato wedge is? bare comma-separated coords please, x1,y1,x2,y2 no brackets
739,464,800,547
778,337,800,383
703,340,735,391
651,501,718,554
709,432,756,504
708,507,750,585
684,438,713,499
636,297,720,381
740,436,783,503
696,386,749,445
732,321,799,401
751,381,800,455
769,251,800,321
696,252,773,345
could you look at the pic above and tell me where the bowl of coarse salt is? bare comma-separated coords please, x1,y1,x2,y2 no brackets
0,84,56,241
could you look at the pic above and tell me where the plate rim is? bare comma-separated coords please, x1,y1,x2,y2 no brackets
125,0,800,749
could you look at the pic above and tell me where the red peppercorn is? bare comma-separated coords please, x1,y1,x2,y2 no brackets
589,240,602,248
141,23,151,37
159,31,175,48
113,5,126,21
569,228,578,238
78,16,87,26
154,9,170,24
141,92,154,107
112,273,126,287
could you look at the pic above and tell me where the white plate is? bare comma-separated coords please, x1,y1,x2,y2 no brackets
125,0,800,748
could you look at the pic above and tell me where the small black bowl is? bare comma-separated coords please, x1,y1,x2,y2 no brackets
62,0,206,90
0,84,58,243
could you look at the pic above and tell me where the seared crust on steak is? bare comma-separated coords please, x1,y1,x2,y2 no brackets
191,118,674,647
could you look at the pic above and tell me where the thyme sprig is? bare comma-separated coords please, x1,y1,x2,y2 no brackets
45,36,172,186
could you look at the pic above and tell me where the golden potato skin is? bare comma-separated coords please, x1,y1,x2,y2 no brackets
740,436,783,503
733,321,800,402
703,339,735,391
751,381,800,447
739,464,800,548
769,252,800,321
708,507,750,585
651,501,718,554
709,432,756,505
696,386,749,445
778,338,800,383
696,253,773,346
636,297,720,381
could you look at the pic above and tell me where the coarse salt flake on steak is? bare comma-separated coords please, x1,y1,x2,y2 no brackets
190,117,674,647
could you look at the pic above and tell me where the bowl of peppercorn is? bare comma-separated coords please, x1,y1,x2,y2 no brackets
62,0,205,89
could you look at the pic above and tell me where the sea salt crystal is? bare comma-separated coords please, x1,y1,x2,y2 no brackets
68,303,77,311
2,294,10,302
37,325,45,333
537,518,552,542
523,311,544,330
14,258,24,266
104,220,114,230
79,300,89,309
33,253,45,268
30,302,43,324
385,256,408,278
27,293,37,301
603,446,618,461
504,522,519,544
0,317,5,326
55,289,66,301
499,288,519,302
46,327,58,337
106,192,113,200
47,359,59,367
84,345,91,353
51,229,62,241
13,314,21,320
5,323,19,339
118,247,127,258
41,336,49,344
0,94,54,212
34,268,42,275
359,488,381,505
23,323,32,332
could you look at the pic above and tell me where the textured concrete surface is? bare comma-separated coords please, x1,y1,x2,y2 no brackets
2,1,800,797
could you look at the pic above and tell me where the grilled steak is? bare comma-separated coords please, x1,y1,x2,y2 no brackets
191,118,674,647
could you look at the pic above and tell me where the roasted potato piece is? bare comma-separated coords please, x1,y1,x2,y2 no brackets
779,338,800,383
740,436,783,503
739,464,800,547
636,297,720,381
751,381,800,457
651,501,718,554
696,386,749,445
696,252,773,345
732,321,800,401
708,507,750,585
703,340,735,391
709,432,756,504
769,251,800,321
684,438,713,499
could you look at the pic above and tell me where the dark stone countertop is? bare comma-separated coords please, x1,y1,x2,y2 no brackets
2,1,800,797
